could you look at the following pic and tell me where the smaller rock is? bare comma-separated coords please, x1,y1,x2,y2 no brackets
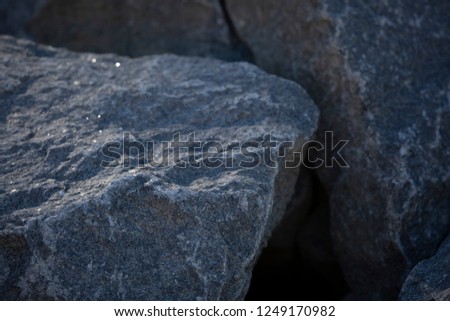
400,236,450,300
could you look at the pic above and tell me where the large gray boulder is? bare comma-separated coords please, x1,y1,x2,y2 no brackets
400,235,450,300
1,0,249,61
0,36,318,299
226,0,450,298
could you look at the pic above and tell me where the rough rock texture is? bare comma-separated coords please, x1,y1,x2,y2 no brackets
226,0,450,298
400,236,450,300
1,0,250,61
0,36,318,300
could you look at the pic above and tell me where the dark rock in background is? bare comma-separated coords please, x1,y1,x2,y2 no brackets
226,0,450,298
0,0,46,37
1,0,251,61
246,171,349,300
400,236,450,300
0,36,318,299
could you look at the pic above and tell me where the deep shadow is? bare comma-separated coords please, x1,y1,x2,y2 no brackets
246,170,350,300
219,0,254,63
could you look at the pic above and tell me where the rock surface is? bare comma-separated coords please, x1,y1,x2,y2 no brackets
226,0,450,298
400,236,450,300
0,36,318,300
1,0,250,61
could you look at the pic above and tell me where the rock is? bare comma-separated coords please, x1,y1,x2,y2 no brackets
226,0,450,298
400,236,450,300
0,35,318,300
1,0,250,61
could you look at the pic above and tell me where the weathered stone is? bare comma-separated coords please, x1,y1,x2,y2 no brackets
1,0,250,61
0,36,318,300
400,235,450,300
226,0,450,298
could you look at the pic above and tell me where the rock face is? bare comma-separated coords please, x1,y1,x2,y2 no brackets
1,0,250,61
0,36,318,299
226,0,450,298
400,236,450,300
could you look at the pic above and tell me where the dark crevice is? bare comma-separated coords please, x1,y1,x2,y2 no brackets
246,169,350,300
219,0,254,63
0,233,31,299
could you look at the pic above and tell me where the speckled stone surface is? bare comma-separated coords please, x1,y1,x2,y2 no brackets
0,36,318,299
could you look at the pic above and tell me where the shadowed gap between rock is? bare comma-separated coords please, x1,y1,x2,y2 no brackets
218,0,254,63
245,168,350,300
